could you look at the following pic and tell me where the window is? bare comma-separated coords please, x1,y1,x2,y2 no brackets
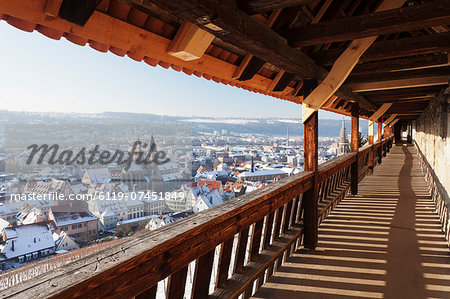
84,223,87,227
78,224,82,228
18,256,24,263
72,225,77,230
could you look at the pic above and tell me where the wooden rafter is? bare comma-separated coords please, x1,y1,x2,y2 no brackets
302,0,406,122
349,75,449,92
384,114,398,125
369,103,393,121
44,0,63,17
389,118,400,127
131,0,377,112
314,31,450,66
352,54,450,74
233,9,281,79
285,0,450,46
237,0,314,15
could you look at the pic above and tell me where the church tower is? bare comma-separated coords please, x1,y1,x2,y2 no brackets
338,118,350,156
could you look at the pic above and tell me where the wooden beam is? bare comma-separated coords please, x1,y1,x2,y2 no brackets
301,0,406,122
44,0,63,17
384,114,398,125
233,10,281,80
349,75,449,92
237,0,314,15
133,0,377,112
361,85,446,101
351,102,359,195
303,109,318,250
268,70,285,91
389,118,400,127
352,54,450,74
348,66,450,83
285,0,450,46
369,103,393,121
314,31,450,66
167,21,215,61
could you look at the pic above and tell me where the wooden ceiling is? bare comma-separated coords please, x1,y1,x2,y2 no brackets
1,0,449,122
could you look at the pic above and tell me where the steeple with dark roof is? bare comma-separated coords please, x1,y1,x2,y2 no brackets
338,118,350,156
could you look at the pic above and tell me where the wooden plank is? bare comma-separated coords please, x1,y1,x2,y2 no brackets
352,54,450,74
167,21,215,61
351,102,359,195
263,212,275,248
369,103,393,121
285,0,450,46
235,228,250,273
233,53,253,79
216,238,234,288
167,265,188,299
44,0,63,17
314,31,450,66
192,249,215,298
361,86,446,102
348,66,450,84
237,0,315,14
250,219,264,259
349,75,449,92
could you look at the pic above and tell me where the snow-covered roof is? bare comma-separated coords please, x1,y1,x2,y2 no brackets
162,173,183,182
0,218,10,232
238,169,286,178
86,168,111,183
157,162,179,171
0,201,24,216
0,223,55,260
52,211,98,227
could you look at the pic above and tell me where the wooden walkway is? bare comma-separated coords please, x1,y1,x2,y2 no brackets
253,145,450,299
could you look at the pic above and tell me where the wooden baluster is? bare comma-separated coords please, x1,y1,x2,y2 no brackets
192,249,215,298
283,199,293,234
167,265,188,299
291,195,300,226
235,228,250,273
250,219,264,260
273,205,284,240
263,212,275,248
216,237,234,288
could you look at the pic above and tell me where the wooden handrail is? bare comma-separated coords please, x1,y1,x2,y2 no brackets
4,136,396,299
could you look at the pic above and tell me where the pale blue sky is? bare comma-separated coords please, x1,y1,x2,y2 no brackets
0,22,342,119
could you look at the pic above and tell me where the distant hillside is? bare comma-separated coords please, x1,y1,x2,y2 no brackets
0,110,368,137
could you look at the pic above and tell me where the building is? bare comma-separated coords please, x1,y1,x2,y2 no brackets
338,118,350,156
238,169,288,183
0,223,56,269
48,210,99,244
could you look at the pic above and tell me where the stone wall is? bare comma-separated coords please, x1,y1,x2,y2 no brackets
414,89,450,242
414,90,449,197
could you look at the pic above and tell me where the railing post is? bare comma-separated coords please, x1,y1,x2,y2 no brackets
303,110,318,250
377,120,383,164
351,103,359,195
368,120,374,174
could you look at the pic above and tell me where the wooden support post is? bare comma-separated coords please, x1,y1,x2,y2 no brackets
303,109,318,250
351,102,359,195
378,121,383,164
368,120,374,174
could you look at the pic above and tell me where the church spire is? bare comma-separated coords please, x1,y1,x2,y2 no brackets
338,118,350,156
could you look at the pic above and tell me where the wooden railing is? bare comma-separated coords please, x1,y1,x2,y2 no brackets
4,137,393,299
415,140,450,248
